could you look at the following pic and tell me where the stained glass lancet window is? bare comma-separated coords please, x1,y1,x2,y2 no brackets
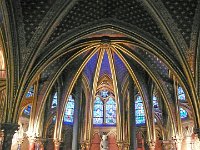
105,97,116,124
178,86,186,101
153,95,159,109
180,107,188,119
64,95,74,123
135,95,145,125
23,105,32,116
51,92,58,108
26,86,34,98
52,116,56,122
93,97,103,124
177,86,188,119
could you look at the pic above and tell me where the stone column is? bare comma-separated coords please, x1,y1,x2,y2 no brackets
1,123,19,150
72,80,81,150
129,79,137,150
53,139,61,150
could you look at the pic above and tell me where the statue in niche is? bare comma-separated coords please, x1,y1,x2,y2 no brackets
100,135,108,150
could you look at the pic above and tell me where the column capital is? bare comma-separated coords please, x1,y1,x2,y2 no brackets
123,142,130,150
85,141,90,150
161,140,173,150
183,126,194,137
148,139,156,149
172,135,183,150
28,136,36,143
117,141,123,150
80,142,86,150
1,123,19,133
53,138,61,146
172,135,183,144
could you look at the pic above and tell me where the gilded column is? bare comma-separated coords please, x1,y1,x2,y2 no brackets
53,138,61,150
72,79,81,150
129,79,137,150
148,139,156,150
28,136,36,150
1,123,19,150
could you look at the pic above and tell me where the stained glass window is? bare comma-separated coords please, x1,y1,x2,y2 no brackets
51,92,58,108
64,95,74,123
178,86,186,101
105,97,116,124
180,108,188,119
93,97,103,124
100,90,109,98
153,95,159,109
135,96,145,125
52,116,56,122
23,105,32,116
26,86,34,98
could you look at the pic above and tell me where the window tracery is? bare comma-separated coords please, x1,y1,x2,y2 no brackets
178,86,186,101
23,105,32,116
93,90,116,125
51,92,58,108
135,95,145,125
180,107,188,119
178,86,188,119
64,95,75,124
26,86,34,98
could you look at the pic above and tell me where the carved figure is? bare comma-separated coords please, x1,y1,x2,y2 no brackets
100,135,108,150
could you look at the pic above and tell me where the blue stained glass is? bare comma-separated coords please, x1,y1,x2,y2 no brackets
135,96,145,125
106,97,116,124
52,116,56,122
178,87,186,101
153,96,159,109
64,95,74,123
180,108,188,119
100,90,109,98
93,97,103,124
51,92,58,108
26,86,34,98
23,105,32,116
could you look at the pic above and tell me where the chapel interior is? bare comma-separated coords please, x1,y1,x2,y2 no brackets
0,0,200,150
